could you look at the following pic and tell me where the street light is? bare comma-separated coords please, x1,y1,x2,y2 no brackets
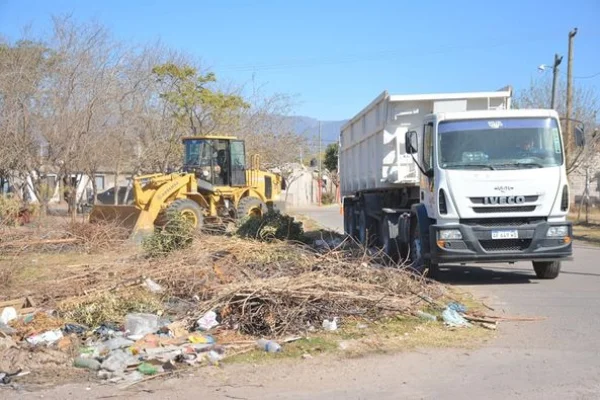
537,54,563,110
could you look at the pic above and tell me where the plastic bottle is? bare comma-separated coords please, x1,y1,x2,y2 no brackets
256,339,281,353
125,313,159,338
74,357,101,371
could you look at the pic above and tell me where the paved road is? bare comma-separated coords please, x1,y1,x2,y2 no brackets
281,206,600,399
9,206,600,400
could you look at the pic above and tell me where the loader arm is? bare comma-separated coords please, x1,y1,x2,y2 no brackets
89,173,198,242
133,173,198,222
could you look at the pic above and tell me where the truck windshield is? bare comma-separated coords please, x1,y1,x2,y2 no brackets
438,117,563,170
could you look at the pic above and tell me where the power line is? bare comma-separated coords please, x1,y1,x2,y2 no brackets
218,36,555,73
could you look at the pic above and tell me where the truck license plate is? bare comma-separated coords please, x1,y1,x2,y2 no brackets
491,230,519,239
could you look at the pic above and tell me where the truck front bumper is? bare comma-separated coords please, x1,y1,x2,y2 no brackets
429,220,573,264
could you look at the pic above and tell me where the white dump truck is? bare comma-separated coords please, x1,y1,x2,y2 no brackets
340,87,581,279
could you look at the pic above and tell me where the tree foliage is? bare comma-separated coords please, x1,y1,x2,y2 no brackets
0,16,307,212
323,143,339,172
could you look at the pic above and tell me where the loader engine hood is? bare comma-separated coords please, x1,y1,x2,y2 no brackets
445,167,562,219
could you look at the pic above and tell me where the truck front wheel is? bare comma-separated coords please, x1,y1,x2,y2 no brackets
408,216,438,278
532,261,561,279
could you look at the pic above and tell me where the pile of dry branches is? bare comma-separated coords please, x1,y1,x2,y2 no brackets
4,230,443,337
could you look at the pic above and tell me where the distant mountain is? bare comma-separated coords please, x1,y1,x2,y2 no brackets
287,116,347,145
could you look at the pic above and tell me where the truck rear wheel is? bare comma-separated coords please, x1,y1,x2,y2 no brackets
532,261,561,279
381,214,400,262
343,201,357,239
358,207,376,246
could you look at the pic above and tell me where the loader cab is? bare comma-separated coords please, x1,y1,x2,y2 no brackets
183,137,247,187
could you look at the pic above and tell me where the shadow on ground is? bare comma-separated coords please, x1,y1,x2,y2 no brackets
434,264,538,286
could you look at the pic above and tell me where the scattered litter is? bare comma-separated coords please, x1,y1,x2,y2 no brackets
0,307,17,325
101,350,136,373
188,333,215,344
74,357,101,371
416,311,437,321
447,302,468,313
0,322,16,335
143,278,164,293
125,313,159,339
256,339,281,353
196,311,219,331
0,369,26,385
26,329,64,345
442,308,471,328
137,363,158,376
63,323,88,335
101,337,135,352
481,322,497,330
322,317,338,331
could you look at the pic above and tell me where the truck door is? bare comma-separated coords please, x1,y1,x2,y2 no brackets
421,120,436,217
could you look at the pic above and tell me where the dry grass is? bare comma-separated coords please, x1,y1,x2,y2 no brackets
1,220,447,339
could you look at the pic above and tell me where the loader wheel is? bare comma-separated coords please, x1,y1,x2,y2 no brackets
237,197,266,218
163,199,204,231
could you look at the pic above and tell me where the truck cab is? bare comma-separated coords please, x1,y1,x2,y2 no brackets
405,109,576,278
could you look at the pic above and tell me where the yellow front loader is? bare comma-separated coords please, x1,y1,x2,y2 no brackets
89,135,284,241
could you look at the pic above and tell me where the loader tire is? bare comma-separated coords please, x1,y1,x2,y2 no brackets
237,196,266,218
163,199,204,231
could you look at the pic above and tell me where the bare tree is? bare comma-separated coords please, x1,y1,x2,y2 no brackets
515,77,599,174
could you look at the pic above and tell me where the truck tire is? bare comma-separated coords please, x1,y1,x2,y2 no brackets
358,207,376,246
381,214,400,262
237,196,266,218
163,199,204,231
408,215,438,278
532,261,561,279
344,201,357,239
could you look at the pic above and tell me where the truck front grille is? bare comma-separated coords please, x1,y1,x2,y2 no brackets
460,218,546,227
473,206,536,214
479,239,532,252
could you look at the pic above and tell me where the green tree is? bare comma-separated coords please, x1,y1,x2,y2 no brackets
151,63,249,136
323,143,339,172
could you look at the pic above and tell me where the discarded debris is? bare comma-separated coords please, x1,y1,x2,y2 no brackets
322,318,338,331
196,311,219,332
256,339,281,353
416,311,437,322
442,307,471,328
0,307,17,325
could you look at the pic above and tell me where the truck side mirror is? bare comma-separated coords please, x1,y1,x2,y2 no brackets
405,130,418,154
575,124,585,148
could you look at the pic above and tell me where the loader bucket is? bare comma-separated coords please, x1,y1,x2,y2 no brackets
88,205,155,243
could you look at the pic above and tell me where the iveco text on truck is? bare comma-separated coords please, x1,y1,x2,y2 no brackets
340,88,582,279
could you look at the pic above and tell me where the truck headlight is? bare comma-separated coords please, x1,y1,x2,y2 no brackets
546,226,568,237
438,229,462,240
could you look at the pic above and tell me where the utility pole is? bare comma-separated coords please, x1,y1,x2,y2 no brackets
318,121,322,206
551,53,563,109
565,27,577,168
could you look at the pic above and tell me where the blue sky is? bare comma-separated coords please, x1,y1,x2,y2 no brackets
0,0,599,121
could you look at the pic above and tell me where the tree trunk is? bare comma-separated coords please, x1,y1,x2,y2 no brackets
114,163,120,205
90,175,98,205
